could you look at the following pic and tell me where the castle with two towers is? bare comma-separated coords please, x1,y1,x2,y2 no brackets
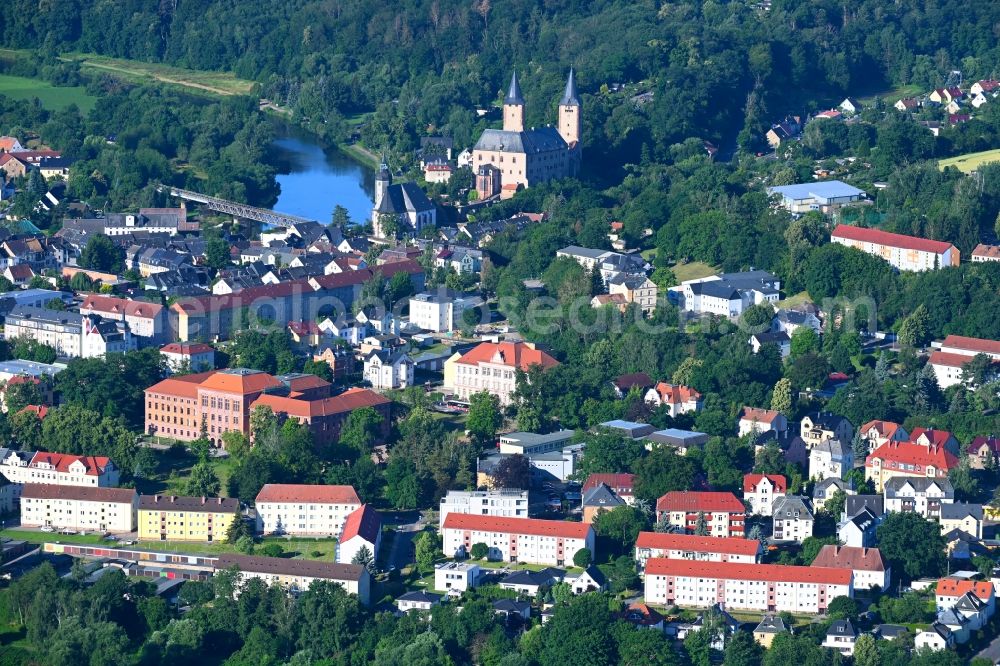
472,69,582,199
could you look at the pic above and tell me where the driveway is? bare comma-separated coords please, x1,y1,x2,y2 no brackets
383,511,423,572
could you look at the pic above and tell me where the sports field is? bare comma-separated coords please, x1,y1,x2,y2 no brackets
0,73,97,112
938,148,1000,174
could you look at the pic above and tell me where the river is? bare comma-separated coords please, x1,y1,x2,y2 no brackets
268,125,374,226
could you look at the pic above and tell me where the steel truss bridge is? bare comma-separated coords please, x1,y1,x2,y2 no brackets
159,185,317,228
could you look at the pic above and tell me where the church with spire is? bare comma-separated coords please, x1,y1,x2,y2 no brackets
472,70,582,199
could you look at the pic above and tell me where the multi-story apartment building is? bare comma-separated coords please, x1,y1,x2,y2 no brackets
3,306,133,358
738,407,788,439
336,504,382,565
438,489,531,528
408,290,484,333
144,369,390,448
444,341,559,406
811,545,890,591
0,451,119,491
654,491,746,537
830,224,959,271
865,441,958,492
633,532,762,568
800,412,853,448
971,244,1000,263
883,477,954,518
743,474,786,516
19,484,137,532
644,558,852,613
255,484,361,537
771,496,814,543
607,274,658,314
160,342,215,373
138,494,240,542
79,294,166,345
216,554,370,605
858,420,908,453
928,335,1000,388
671,270,781,319
441,513,594,566
644,383,703,417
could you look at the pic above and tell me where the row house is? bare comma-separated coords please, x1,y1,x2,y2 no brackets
865,441,958,492
738,407,787,439
633,532,761,568
883,477,954,518
811,545,891,591
217,554,370,605
643,382,702,417
743,473,786,516
644,558,852,614
255,484,361,537
444,341,559,406
929,335,1000,389
138,494,239,542
654,491,746,537
830,224,959,272
441,513,594,567
79,294,167,345
19,484,137,532
4,306,133,358
0,451,119,492
438,489,531,528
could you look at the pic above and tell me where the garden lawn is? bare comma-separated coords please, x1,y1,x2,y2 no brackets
0,74,97,112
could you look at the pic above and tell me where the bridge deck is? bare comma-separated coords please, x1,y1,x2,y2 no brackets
161,186,318,227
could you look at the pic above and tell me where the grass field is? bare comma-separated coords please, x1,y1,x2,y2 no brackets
938,148,1000,174
0,528,338,559
777,290,813,308
857,83,923,104
0,73,97,112
671,261,719,282
63,53,256,97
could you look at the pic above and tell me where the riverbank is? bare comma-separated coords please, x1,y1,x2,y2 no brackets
341,142,379,169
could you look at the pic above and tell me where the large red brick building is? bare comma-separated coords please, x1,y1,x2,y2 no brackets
144,368,389,448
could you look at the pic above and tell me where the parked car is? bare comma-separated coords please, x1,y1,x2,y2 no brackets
40,526,54,533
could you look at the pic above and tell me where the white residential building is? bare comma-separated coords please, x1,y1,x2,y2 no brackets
644,559,853,614
363,349,414,390
771,496,814,543
408,290,483,333
441,513,594,567
830,224,959,272
812,545,891,591
160,342,215,373
78,294,166,344
336,504,381,565
883,477,954,518
19,484,137,532
672,270,781,319
255,484,361,537
633,532,761,568
655,491,746,538
216,554,371,605
0,451,120,493
738,407,788,439
809,439,853,482
643,382,702,417
444,341,559,406
434,562,482,593
743,473,787,516
3,306,134,358
438,489,530,528
928,335,1000,388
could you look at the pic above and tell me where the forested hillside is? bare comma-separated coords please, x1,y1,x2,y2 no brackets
2,0,999,162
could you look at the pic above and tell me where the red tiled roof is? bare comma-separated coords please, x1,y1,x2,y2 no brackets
442,513,592,539
972,244,1000,260
340,504,381,543
582,473,635,495
80,294,163,319
743,473,787,493
160,342,214,355
811,545,887,572
971,436,1000,455
656,491,745,514
860,420,904,439
928,350,994,369
171,279,317,315
454,341,559,371
255,484,361,505
144,371,216,399
622,602,664,626
909,428,956,448
0,137,20,151
936,578,994,600
649,382,701,405
29,452,112,475
5,264,34,280
740,407,782,424
251,388,389,419
977,80,1000,92
645,558,851,585
199,370,283,394
635,532,760,556
19,405,48,420
940,335,1000,357
20,483,135,503
6,376,40,387
831,224,955,254
288,320,322,336
866,441,958,471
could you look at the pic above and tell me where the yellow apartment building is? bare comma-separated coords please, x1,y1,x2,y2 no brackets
138,494,240,542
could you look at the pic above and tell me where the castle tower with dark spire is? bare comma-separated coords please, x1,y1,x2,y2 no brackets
558,68,581,147
502,72,525,132
374,154,391,211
